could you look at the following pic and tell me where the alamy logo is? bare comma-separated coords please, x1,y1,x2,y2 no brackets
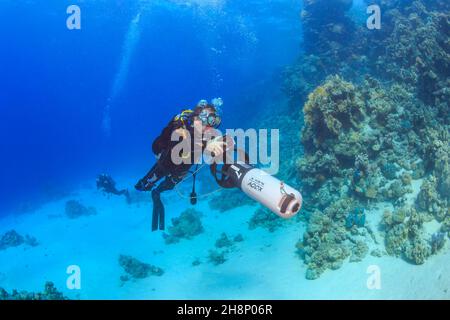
66,265,81,290
366,265,381,290
367,5,381,30
67,5,81,30
171,122,280,175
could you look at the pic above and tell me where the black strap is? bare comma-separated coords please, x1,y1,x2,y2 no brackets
192,164,199,192
210,147,250,189
190,164,199,205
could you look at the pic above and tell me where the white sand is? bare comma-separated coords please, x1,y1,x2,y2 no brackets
0,179,449,300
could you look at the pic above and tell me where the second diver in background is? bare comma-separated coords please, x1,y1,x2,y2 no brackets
97,174,131,203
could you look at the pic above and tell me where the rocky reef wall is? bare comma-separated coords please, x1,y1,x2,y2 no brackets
285,0,449,278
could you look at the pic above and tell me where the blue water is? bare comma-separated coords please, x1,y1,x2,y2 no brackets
0,0,302,214
1,0,449,300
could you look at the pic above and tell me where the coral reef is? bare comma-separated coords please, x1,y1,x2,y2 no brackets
365,0,450,107
0,230,38,250
293,67,448,275
283,0,449,279
0,282,67,300
163,208,204,244
65,200,97,219
207,233,244,265
416,176,448,222
215,233,234,249
349,241,369,263
383,206,434,265
302,75,364,148
118,255,164,280
297,77,377,204
208,249,228,266
24,235,39,247
404,238,431,265
0,230,24,250
248,207,286,232
345,208,366,229
296,197,377,278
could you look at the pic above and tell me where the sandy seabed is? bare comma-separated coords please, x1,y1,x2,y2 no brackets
0,178,449,300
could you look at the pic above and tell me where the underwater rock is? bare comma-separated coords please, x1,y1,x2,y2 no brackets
416,176,448,222
248,207,285,232
0,282,67,300
65,200,97,219
350,241,369,263
233,234,244,243
0,230,24,250
0,230,39,250
120,275,130,283
298,199,356,279
305,268,320,281
192,258,201,267
430,232,446,254
405,239,431,265
370,249,384,258
215,233,233,249
441,217,450,238
163,208,204,244
118,255,164,279
24,235,39,247
208,249,227,266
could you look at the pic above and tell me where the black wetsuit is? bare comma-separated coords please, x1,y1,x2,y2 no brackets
135,112,204,231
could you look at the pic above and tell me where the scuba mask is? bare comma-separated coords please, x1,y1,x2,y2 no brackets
198,109,221,128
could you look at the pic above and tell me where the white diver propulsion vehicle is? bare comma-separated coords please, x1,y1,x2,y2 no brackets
209,142,303,219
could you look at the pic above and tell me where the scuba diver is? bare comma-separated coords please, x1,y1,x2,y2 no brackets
135,99,226,231
97,174,131,203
